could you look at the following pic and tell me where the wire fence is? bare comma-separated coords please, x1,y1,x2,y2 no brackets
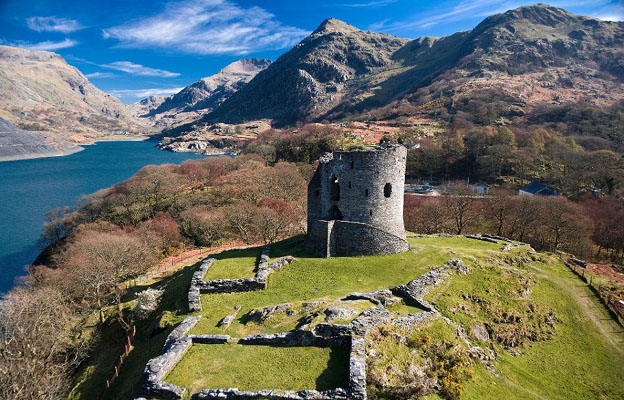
102,325,136,398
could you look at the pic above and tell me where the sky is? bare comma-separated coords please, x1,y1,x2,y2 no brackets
0,0,622,104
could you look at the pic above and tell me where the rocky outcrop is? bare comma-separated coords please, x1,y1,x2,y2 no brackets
0,117,82,161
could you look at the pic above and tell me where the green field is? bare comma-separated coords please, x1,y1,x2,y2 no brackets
202,247,261,281
166,343,349,393
71,236,624,400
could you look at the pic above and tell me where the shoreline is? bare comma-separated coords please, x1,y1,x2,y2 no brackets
0,135,155,162
0,145,84,162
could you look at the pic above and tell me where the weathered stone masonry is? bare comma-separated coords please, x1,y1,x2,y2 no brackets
306,145,410,257
188,246,296,312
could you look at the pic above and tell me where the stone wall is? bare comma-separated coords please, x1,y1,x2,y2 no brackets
141,316,204,399
145,258,472,400
332,221,409,257
189,247,297,311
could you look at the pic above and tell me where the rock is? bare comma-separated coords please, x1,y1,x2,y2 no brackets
323,306,359,323
343,289,402,306
247,303,293,323
472,324,490,342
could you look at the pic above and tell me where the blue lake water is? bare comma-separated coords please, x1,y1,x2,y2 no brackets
0,139,207,293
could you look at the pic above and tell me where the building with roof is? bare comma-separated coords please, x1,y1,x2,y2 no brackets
518,181,558,196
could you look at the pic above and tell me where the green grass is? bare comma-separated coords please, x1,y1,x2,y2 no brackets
423,250,624,400
386,301,425,317
203,247,261,281
165,343,349,395
73,236,624,400
191,237,499,336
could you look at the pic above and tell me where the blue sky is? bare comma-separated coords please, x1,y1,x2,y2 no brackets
1,0,622,103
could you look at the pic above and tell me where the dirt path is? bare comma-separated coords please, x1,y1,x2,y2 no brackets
549,268,624,356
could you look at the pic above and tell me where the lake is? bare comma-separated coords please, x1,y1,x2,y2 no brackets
0,139,207,293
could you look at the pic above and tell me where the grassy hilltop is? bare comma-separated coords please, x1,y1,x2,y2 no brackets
70,236,624,400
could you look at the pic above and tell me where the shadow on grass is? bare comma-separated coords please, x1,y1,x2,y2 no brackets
316,345,350,391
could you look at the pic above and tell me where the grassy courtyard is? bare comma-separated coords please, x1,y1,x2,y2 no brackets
202,247,261,281
190,236,499,336
166,343,349,393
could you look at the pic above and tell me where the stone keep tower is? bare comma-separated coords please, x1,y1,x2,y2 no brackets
306,145,410,257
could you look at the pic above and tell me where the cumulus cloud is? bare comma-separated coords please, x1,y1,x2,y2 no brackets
8,38,78,51
102,0,309,55
101,61,180,77
26,16,83,33
108,87,184,100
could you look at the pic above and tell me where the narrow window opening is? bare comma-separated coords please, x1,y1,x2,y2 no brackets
315,190,320,197
330,175,340,201
365,189,369,197
348,181,352,189
329,205,343,220
369,209,373,216
350,161,354,169
384,183,392,198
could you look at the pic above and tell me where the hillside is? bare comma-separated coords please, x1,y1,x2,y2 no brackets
132,59,271,130
195,5,623,128
203,18,409,127
70,236,624,400
0,117,81,161
0,45,142,142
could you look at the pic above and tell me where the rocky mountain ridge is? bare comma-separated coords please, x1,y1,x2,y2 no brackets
193,4,623,128
131,59,271,129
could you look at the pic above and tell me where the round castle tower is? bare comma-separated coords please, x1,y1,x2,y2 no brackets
306,144,409,257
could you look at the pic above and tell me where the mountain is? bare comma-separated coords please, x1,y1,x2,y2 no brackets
127,96,166,119
0,117,81,161
133,59,271,129
198,5,623,128
0,45,141,141
153,58,271,115
205,19,409,127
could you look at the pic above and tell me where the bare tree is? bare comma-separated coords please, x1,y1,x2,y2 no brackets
0,287,89,400
443,185,479,235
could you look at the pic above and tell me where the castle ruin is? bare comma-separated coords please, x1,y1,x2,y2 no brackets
305,145,410,257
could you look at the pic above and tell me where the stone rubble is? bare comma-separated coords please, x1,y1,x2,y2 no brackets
465,234,499,244
141,316,202,399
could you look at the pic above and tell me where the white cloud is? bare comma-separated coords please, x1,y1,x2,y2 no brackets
8,38,78,51
102,0,309,55
108,87,184,99
593,3,624,21
597,14,624,21
337,0,397,7
101,61,180,77
84,72,117,79
370,0,616,33
26,16,83,33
